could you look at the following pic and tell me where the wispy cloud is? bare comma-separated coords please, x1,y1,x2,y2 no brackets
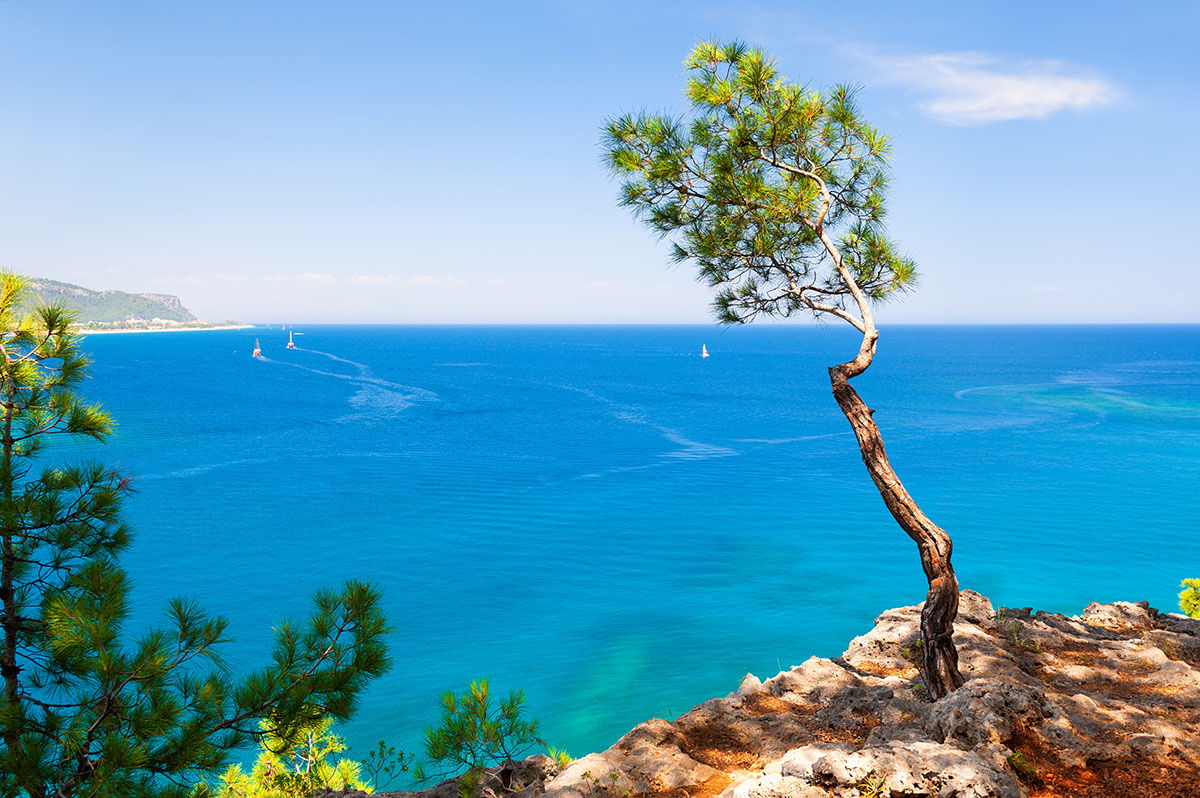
154,272,470,290
861,50,1118,125
260,272,336,283
151,273,248,285
348,274,467,288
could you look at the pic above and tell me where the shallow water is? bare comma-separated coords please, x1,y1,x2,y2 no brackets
72,324,1200,767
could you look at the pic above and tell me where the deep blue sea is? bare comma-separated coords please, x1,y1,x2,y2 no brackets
73,324,1199,770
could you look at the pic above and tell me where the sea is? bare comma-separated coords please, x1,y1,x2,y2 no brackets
72,324,1199,772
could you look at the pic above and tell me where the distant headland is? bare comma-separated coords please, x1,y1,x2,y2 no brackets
25,277,249,333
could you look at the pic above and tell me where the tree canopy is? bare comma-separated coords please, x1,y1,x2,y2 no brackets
604,40,915,335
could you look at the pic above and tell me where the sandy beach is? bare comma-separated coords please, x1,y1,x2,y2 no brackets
78,324,254,335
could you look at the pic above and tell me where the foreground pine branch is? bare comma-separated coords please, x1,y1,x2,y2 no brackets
0,273,390,797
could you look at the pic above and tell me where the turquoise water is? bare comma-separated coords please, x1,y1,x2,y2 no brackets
73,324,1200,767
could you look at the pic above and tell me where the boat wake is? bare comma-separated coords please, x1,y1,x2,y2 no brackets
301,348,369,371
735,432,850,445
952,382,1062,400
559,385,737,465
267,349,436,419
139,457,268,481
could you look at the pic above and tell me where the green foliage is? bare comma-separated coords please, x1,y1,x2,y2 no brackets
24,277,197,325
546,747,572,768
362,738,412,792
579,770,627,798
857,774,887,798
198,715,370,797
603,40,915,327
0,273,391,797
415,678,542,794
1180,579,1200,618
456,768,483,798
997,615,1042,654
1006,750,1039,783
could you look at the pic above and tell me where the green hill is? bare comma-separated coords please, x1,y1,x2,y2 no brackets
24,278,197,325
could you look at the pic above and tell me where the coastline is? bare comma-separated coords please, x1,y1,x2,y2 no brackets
371,594,1200,798
78,324,254,336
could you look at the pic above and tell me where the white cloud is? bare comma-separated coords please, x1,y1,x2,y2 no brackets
863,51,1117,125
488,277,508,286
150,273,249,285
348,274,467,288
259,272,336,283
410,275,467,288
1032,284,1059,293
346,274,405,285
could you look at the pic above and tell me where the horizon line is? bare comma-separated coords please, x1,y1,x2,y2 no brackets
233,320,1200,327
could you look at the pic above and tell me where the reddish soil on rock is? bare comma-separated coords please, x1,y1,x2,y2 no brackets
1010,723,1200,798
675,721,758,771
636,773,732,798
854,659,920,679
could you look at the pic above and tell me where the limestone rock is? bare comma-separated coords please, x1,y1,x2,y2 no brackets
543,719,720,798
957,590,998,628
779,742,857,780
805,740,1021,798
1079,599,1158,632
925,679,1045,748
737,673,763,696
376,594,1200,798
719,773,828,798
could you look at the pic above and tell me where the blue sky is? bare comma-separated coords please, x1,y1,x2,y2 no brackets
1,1,1196,323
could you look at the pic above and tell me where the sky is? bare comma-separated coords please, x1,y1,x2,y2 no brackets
1,1,1196,324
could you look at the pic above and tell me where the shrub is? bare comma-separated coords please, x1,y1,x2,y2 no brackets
415,679,543,794
546,747,573,768
1180,579,1200,618
362,739,413,792
199,715,370,797
1006,750,1040,783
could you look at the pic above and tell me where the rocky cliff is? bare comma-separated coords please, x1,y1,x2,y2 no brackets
25,277,197,325
357,593,1200,798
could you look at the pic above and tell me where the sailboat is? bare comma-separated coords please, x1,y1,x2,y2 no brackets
286,330,296,349
252,339,263,359
701,344,710,358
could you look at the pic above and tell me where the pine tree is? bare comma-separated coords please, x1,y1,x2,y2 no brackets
415,678,541,796
0,274,390,797
604,41,964,698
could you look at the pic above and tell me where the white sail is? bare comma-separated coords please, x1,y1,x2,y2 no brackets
701,344,710,358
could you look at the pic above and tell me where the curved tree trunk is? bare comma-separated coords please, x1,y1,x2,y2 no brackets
829,354,964,700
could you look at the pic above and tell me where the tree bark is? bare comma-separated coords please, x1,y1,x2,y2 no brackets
1,380,20,715
828,357,964,700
